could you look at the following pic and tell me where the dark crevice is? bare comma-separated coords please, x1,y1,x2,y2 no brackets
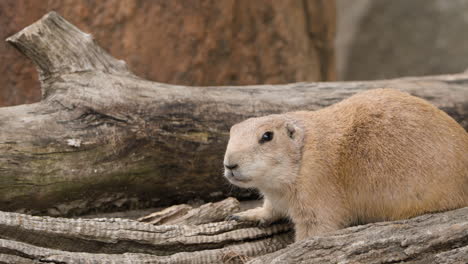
50,100,75,111
78,109,129,124
39,260,67,264
0,246,39,262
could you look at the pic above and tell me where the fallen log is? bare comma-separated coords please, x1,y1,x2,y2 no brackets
250,207,468,264
1,12,467,215
0,198,293,263
0,202,466,263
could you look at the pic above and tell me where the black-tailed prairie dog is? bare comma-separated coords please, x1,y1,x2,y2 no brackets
223,88,468,241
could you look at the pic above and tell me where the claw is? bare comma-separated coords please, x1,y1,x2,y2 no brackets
225,214,241,221
257,220,271,227
225,214,272,227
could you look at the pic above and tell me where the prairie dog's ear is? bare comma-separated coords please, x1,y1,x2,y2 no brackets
286,122,298,139
285,120,304,146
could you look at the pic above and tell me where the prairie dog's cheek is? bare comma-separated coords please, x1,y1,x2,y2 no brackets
245,160,270,179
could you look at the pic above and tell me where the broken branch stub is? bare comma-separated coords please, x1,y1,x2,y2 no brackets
6,12,130,86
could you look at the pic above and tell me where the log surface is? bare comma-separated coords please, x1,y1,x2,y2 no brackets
0,206,466,263
249,207,468,264
0,198,293,264
0,12,467,215
138,197,241,225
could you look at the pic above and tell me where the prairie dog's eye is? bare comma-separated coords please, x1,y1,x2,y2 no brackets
260,131,274,143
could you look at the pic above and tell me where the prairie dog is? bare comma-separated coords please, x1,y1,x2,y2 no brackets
223,89,468,241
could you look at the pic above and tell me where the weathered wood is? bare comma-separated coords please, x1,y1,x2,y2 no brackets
0,203,294,263
0,206,466,263
1,12,467,215
138,197,241,225
138,204,193,224
249,207,468,264
0,203,292,255
0,236,292,264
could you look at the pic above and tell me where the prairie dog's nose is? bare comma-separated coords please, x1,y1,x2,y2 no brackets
224,164,238,170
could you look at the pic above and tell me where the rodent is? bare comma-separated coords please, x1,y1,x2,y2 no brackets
223,88,468,241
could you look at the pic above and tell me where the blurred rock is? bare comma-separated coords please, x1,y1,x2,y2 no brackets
336,0,468,80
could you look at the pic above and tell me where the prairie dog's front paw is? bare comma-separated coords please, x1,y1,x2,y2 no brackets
226,207,274,226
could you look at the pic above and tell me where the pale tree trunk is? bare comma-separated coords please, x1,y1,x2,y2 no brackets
0,12,467,216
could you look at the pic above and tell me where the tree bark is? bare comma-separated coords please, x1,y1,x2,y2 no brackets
249,207,468,264
0,198,294,264
137,197,242,225
0,202,466,263
1,12,467,216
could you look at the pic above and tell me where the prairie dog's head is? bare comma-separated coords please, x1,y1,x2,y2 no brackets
223,114,304,191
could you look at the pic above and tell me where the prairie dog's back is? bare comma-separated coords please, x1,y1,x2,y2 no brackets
225,88,467,241
293,89,468,223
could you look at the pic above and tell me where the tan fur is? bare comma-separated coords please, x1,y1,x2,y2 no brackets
223,89,468,241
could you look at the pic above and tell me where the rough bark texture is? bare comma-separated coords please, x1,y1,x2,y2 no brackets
249,207,468,264
0,198,294,264
0,205,466,263
0,12,467,216
0,0,336,106
138,197,241,225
